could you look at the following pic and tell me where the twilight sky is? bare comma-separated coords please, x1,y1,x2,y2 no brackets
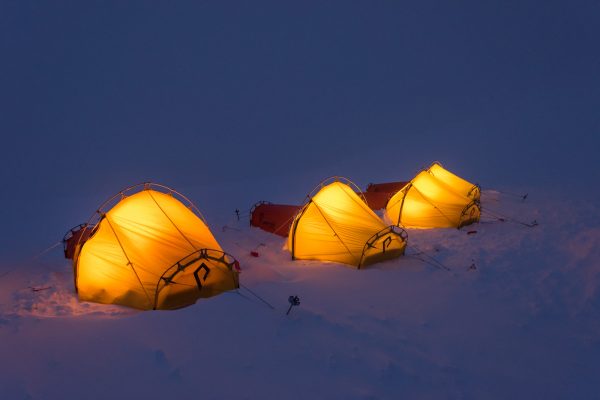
1,1,599,262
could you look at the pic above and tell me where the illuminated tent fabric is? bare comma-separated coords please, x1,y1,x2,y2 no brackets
385,171,480,229
73,184,240,310
427,162,480,201
288,178,408,268
250,201,302,237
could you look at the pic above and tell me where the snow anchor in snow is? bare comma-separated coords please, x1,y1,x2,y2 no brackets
28,286,52,292
286,295,300,315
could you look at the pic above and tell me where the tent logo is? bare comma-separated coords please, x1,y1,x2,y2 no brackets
382,236,392,253
193,263,211,291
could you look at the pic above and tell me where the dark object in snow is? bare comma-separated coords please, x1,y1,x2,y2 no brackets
467,230,478,235
250,251,259,257
287,295,301,315
468,263,477,271
235,209,240,221
29,286,52,292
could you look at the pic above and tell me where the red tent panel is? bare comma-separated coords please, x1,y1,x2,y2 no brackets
250,202,302,237
360,191,395,210
366,181,408,193
63,224,95,260
361,181,408,210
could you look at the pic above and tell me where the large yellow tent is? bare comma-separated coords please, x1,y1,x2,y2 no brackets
287,178,407,268
427,162,480,201
73,183,239,310
385,170,480,229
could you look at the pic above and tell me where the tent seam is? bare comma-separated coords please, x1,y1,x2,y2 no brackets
340,183,382,224
409,185,455,226
310,200,360,266
146,190,198,252
104,216,154,309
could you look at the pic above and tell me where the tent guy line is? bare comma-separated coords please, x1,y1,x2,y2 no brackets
0,241,63,279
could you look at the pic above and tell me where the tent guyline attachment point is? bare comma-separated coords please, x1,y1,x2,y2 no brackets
407,245,451,272
481,208,538,228
29,286,52,292
287,295,301,315
493,189,529,201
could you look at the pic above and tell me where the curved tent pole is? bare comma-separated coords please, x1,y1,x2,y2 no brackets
93,182,208,224
62,223,88,257
396,184,412,226
289,201,311,260
305,176,368,206
79,182,208,239
458,200,481,229
62,223,87,243
380,177,414,226
378,180,410,220
153,248,239,310
358,226,408,269
468,183,481,199
249,201,273,226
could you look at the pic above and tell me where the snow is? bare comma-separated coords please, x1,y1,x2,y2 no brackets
1,188,600,399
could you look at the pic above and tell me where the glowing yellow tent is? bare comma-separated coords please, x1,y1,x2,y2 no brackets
385,170,480,229
288,178,407,268
427,162,480,201
73,183,239,310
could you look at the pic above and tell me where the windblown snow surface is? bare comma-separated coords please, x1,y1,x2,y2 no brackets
1,187,600,400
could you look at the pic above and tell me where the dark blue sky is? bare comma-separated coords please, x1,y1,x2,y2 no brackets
1,1,599,262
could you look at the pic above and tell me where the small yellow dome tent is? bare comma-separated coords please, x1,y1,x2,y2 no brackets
427,162,481,201
385,170,480,229
73,183,239,310
288,178,408,268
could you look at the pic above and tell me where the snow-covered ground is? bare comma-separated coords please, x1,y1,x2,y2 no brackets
1,188,599,399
